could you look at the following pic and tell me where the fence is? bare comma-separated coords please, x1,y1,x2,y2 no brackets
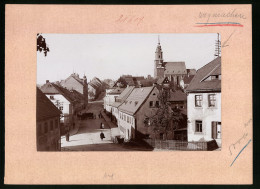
143,139,208,151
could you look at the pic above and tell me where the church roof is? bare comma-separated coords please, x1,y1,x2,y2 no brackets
36,87,61,121
118,86,155,115
164,62,187,75
186,57,221,92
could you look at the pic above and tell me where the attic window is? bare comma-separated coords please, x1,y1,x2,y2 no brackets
153,93,156,96
135,101,138,106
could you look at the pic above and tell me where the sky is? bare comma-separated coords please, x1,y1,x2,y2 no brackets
37,33,220,85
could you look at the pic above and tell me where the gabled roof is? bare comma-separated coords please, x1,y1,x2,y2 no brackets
52,83,83,103
183,75,195,84
111,86,135,108
36,88,61,121
168,90,187,102
187,69,196,75
41,82,83,103
40,82,60,94
164,62,187,75
156,77,170,85
186,57,221,92
60,73,85,87
118,86,155,115
89,77,102,89
108,87,125,95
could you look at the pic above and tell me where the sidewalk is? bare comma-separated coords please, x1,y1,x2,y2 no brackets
100,111,118,128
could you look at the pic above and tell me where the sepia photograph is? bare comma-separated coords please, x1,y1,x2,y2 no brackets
36,33,221,151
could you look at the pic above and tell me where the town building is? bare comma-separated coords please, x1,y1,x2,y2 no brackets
103,87,125,114
110,86,135,124
118,86,160,141
40,81,84,134
153,38,196,86
60,73,88,106
88,77,103,100
186,57,221,147
36,88,62,151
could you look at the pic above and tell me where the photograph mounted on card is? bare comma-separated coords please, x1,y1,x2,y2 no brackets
5,5,252,184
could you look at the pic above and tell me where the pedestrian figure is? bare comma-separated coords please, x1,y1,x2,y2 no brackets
66,131,70,142
100,122,105,129
100,132,105,141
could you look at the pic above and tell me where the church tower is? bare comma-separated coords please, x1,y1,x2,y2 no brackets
83,74,88,107
154,36,165,78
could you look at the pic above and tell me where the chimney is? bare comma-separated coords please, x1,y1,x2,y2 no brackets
46,80,49,83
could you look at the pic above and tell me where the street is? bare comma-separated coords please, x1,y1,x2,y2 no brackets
61,100,152,151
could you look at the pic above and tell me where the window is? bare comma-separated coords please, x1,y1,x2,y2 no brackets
37,124,42,135
59,106,63,111
180,106,184,109
127,116,129,123
50,95,54,100
208,94,216,107
124,115,126,121
195,95,202,107
155,101,159,107
195,121,202,132
44,122,48,133
149,101,153,107
50,120,54,131
55,119,58,128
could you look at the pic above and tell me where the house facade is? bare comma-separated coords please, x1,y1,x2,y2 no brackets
36,88,62,151
104,87,124,114
40,81,84,134
111,86,135,125
186,57,221,147
118,86,160,140
60,73,88,106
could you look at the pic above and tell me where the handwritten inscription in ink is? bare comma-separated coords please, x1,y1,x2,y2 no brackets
115,14,144,26
104,172,114,180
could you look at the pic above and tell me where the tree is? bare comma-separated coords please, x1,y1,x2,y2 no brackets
37,33,50,56
144,85,186,140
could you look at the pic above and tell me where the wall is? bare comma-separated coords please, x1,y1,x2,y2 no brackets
117,111,135,141
45,94,71,122
187,92,221,142
61,77,83,94
104,94,119,113
36,116,61,151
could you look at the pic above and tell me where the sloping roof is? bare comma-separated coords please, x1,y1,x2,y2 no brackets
168,90,187,102
164,62,187,75
186,57,221,92
124,77,135,86
36,88,61,121
52,83,83,103
187,69,196,75
156,77,170,85
118,86,154,115
111,86,135,108
40,82,60,94
89,77,102,89
108,87,125,95
183,75,195,84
